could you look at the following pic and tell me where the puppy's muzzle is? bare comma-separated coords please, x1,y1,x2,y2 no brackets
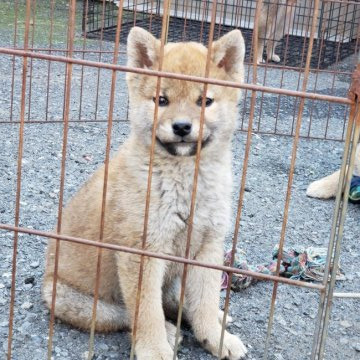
157,120,211,156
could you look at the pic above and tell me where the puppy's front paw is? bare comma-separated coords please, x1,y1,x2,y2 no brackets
201,328,247,360
136,343,176,360
218,332,247,360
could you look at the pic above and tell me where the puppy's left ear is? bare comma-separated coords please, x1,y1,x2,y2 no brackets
127,27,160,69
211,30,245,81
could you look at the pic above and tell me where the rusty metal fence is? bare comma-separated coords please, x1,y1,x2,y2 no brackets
0,0,359,359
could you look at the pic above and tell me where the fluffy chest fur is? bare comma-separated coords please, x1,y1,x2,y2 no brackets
120,149,233,257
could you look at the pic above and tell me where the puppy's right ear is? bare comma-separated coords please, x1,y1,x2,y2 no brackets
211,29,245,82
127,27,160,68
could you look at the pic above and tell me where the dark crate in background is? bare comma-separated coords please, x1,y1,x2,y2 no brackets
83,0,360,69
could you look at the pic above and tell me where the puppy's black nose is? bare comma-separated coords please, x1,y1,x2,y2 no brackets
172,122,192,137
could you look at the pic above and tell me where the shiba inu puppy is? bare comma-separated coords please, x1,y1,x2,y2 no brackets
307,144,360,199
42,27,247,359
256,0,296,64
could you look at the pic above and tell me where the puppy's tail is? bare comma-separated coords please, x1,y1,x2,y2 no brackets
42,277,130,332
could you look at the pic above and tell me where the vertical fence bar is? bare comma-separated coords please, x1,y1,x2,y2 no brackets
93,0,108,121
87,1,124,358
78,0,89,121
173,3,219,358
263,0,320,357
311,61,360,360
47,1,76,358
219,0,263,356
181,0,190,41
318,105,360,358
6,0,32,358
26,0,36,122
45,0,55,122
129,1,171,359
273,4,297,134
287,0,314,138
9,0,19,123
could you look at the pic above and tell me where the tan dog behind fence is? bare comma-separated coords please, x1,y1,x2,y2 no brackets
42,27,247,359
257,0,297,64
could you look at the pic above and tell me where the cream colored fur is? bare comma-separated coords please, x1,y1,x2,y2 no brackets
307,144,360,199
257,0,296,64
42,27,247,359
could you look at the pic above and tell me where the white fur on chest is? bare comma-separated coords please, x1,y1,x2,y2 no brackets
148,154,232,255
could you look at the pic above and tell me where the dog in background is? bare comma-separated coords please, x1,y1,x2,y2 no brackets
256,0,297,64
42,27,247,359
307,144,360,199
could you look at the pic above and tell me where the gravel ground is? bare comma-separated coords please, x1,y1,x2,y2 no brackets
1,2,360,360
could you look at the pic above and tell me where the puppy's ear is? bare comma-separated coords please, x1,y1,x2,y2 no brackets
127,27,160,68
211,30,245,80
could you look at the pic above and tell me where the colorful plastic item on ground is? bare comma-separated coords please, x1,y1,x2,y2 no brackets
222,245,345,292
349,175,360,203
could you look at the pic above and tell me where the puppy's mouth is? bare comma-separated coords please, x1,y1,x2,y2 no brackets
156,137,211,156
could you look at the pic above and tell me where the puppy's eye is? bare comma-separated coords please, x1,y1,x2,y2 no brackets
196,97,214,107
153,96,169,107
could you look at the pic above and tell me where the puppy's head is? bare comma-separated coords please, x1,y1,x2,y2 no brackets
126,27,245,157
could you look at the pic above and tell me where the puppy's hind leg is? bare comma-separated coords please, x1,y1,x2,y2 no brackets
42,278,130,332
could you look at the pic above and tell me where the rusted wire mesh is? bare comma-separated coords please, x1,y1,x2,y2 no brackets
0,0,358,142
0,0,359,359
